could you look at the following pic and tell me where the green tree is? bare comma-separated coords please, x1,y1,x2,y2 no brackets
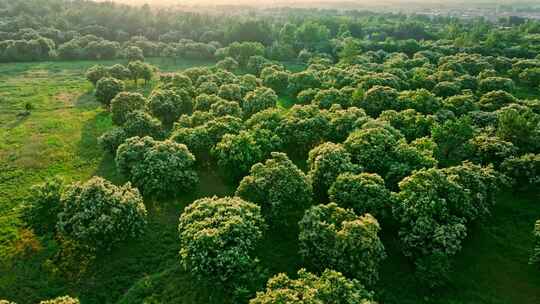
178,196,265,284
95,77,125,107
147,89,192,126
249,269,376,304
58,177,147,249
299,203,386,286
22,176,64,236
243,87,278,118
236,152,312,223
110,92,146,126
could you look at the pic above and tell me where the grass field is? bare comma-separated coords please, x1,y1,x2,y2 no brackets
0,59,539,304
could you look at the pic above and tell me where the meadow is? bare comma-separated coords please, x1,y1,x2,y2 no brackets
0,59,538,304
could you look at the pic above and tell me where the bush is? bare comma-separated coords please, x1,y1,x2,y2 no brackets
249,269,375,304
123,111,163,139
236,152,312,223
329,172,391,220
95,77,125,107
308,142,357,200
299,203,386,286
22,176,64,235
110,92,146,126
57,176,147,249
116,136,198,197
501,153,540,188
178,196,265,284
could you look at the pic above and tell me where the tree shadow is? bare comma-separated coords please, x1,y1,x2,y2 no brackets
5,112,30,129
74,91,99,110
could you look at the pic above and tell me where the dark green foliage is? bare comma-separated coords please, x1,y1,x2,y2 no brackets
110,92,146,126
147,89,192,126
356,85,399,117
478,77,514,93
496,104,540,152
116,136,198,197
242,87,277,118
58,176,147,249
277,105,330,155
469,134,517,167
308,142,357,200
22,176,64,236
123,111,163,139
432,117,474,166
95,77,125,107
236,152,312,223
98,127,128,154
86,65,109,85
530,220,540,266
299,203,386,286
210,100,243,118
178,196,265,284
478,90,518,111
501,154,540,188
329,172,391,220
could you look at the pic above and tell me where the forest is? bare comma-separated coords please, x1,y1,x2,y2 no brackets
0,0,539,303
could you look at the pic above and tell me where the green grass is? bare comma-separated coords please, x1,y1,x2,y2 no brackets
0,60,539,303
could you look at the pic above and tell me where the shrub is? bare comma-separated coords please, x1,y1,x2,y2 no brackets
308,142,357,200
178,196,265,284
116,136,198,197
57,176,147,249
299,203,386,286
110,92,146,126
22,176,64,235
95,77,125,107
236,152,313,223
249,269,376,304
329,173,391,220
123,111,163,139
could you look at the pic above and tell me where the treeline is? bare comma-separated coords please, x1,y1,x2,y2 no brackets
2,0,540,62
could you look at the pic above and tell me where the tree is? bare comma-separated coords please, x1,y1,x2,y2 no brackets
299,203,386,286
242,87,278,118
326,106,367,142
469,134,517,167
478,90,517,111
261,67,289,95
86,65,109,85
98,127,127,154
433,81,461,98
308,142,357,200
116,136,198,197
127,60,155,86
236,152,312,223
226,42,265,67
22,176,64,236
277,105,330,155
212,130,280,180
95,77,125,107
249,269,376,304
478,77,514,93
442,94,478,116
125,45,144,62
496,104,540,152
397,89,442,114
378,109,435,142
530,220,540,266
110,92,146,126
312,88,350,109
39,296,80,304
501,154,540,189
287,71,321,98
147,89,192,126
216,57,239,72
218,83,243,101
329,173,391,220
432,117,474,166
393,163,502,287
344,126,400,173
123,110,163,139
108,64,131,80
519,67,540,87
356,85,399,117
57,176,147,249
178,196,265,284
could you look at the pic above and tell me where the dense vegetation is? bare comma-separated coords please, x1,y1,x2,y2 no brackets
0,0,539,303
